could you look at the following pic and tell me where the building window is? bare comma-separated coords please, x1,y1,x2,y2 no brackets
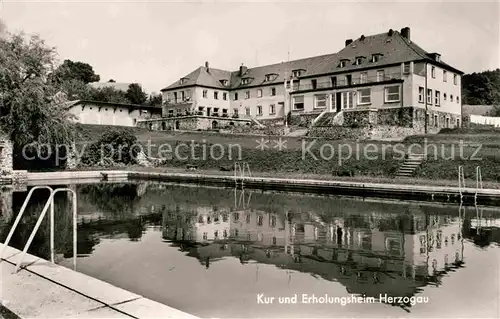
245,107,251,115
233,109,238,115
257,215,263,226
311,79,317,89
385,86,400,103
223,92,227,100
342,91,353,109
257,105,262,116
315,94,327,109
339,60,347,68
403,62,411,74
377,70,385,82
270,104,276,115
371,54,381,63
265,74,272,81
245,91,250,99
427,89,433,104
257,89,262,98
173,92,178,102
270,87,276,96
203,232,208,240
434,114,438,127
241,78,249,85
214,91,219,100
435,90,440,106
233,212,239,221
355,57,363,65
443,70,447,82
360,72,368,84
203,90,208,98
331,76,337,87
271,216,277,227
293,96,304,110
181,91,185,101
431,66,436,78
358,88,371,105
345,74,352,86
457,96,460,104
419,87,425,103
292,70,303,77
453,74,458,85
234,92,238,100
450,94,453,101
444,93,447,101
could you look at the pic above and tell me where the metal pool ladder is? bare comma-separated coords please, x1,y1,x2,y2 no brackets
234,161,251,187
475,166,483,204
0,186,78,273
458,166,465,201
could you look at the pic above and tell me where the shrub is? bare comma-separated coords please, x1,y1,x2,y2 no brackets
79,129,138,166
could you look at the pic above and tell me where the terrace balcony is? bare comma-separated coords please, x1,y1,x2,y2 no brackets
291,72,403,92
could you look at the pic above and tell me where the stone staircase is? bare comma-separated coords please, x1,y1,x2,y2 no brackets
312,111,343,127
395,153,426,178
286,128,308,137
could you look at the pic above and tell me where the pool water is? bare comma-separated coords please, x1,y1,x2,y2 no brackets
1,183,499,318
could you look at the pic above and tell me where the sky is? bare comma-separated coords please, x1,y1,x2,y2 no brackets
1,0,499,93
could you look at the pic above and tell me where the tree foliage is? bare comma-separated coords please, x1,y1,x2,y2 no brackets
147,92,162,106
125,83,148,105
0,33,75,149
462,69,500,105
51,59,100,84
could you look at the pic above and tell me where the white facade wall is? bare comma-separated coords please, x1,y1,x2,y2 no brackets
69,103,154,126
413,62,462,115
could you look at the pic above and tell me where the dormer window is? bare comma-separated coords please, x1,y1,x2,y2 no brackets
371,54,383,63
220,79,229,86
264,73,277,81
292,69,304,78
241,78,250,85
355,56,365,65
179,77,189,85
339,59,349,68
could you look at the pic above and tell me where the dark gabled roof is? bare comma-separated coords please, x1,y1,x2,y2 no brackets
163,66,233,91
161,28,463,92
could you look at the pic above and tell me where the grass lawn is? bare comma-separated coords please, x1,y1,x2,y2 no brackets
74,124,500,185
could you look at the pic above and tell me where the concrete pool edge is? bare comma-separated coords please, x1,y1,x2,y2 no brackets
0,244,199,319
24,170,500,205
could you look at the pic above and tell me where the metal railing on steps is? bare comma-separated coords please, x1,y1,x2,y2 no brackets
0,186,77,274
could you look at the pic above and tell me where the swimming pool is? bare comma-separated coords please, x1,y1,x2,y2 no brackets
1,182,499,318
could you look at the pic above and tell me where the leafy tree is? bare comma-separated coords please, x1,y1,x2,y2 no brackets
90,86,129,104
125,83,147,105
108,79,116,82
462,69,500,105
147,92,163,106
51,59,100,84
0,33,75,160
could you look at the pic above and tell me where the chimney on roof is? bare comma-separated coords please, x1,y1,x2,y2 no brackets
400,27,411,41
388,29,394,36
345,39,353,47
360,35,365,41
239,64,248,76
205,61,209,70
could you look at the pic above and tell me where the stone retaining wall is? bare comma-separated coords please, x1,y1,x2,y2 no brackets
0,134,13,174
138,116,252,131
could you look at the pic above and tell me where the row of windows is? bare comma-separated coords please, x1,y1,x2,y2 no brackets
202,87,278,101
418,87,460,106
431,66,459,85
197,213,277,226
292,85,401,110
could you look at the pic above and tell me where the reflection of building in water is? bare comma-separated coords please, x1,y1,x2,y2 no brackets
162,206,231,242
162,203,482,304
